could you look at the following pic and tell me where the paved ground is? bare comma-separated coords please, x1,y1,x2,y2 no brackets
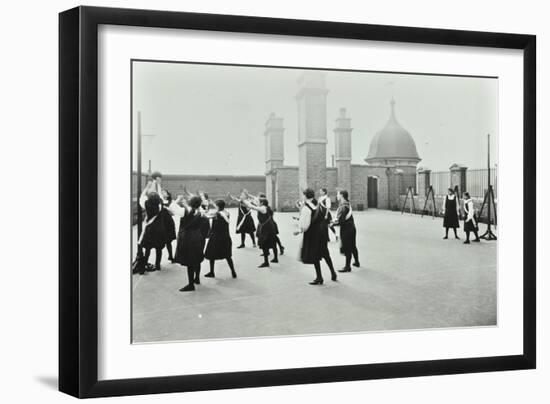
132,209,497,343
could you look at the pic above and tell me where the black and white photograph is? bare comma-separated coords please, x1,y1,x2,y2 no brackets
131,61,499,343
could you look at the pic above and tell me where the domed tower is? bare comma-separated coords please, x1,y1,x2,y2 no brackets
366,99,421,167
366,99,421,192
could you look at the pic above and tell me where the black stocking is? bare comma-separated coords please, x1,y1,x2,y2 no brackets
194,265,201,284
445,227,449,237
165,242,173,260
209,259,215,276
271,247,278,262
226,258,236,277
240,233,246,246
323,253,336,277
453,228,458,238
313,261,323,281
186,267,195,288
154,248,162,269
345,252,352,269
352,247,359,265
249,233,256,246
143,247,151,263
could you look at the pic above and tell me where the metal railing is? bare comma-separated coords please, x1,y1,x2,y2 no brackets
430,171,451,196
413,168,497,198
466,168,497,198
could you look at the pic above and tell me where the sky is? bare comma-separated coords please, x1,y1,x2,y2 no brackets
132,61,498,176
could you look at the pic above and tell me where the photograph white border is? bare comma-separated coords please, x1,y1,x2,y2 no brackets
98,25,523,381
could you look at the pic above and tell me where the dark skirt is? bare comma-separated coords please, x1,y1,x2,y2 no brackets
464,218,479,232
443,210,459,228
158,208,176,243
139,216,165,250
301,229,323,264
257,219,277,250
339,220,357,255
205,233,232,260
236,212,256,234
174,227,205,267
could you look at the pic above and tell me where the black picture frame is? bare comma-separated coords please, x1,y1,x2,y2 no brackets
59,6,536,398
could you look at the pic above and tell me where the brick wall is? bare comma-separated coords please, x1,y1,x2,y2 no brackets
298,143,327,192
326,167,338,205
131,172,265,205
350,165,369,210
275,167,300,211
336,161,351,192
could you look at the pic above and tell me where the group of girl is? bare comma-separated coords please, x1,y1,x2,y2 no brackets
135,171,361,291
441,188,482,244
135,172,237,292
294,188,360,286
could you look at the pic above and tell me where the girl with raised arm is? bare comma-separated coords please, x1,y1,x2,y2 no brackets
203,200,237,279
158,189,176,262
294,188,336,285
244,197,278,267
168,195,207,292
231,190,256,248
135,180,165,274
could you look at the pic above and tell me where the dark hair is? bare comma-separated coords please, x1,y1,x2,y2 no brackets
147,191,160,199
303,188,315,199
448,188,454,193
259,193,266,199
162,190,172,203
215,199,226,210
339,190,349,201
189,196,202,210
320,188,328,195
151,171,162,180
463,192,470,199
260,198,269,207
202,192,209,200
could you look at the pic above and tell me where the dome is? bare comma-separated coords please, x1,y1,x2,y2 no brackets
366,100,420,164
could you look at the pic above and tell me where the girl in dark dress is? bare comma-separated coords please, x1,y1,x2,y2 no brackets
442,188,460,239
169,195,207,292
136,183,165,274
244,198,278,267
332,190,360,272
159,189,177,262
294,188,337,285
204,200,237,279
234,191,256,248
251,192,285,255
463,192,481,244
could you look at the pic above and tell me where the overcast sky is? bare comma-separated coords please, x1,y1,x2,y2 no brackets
132,61,498,176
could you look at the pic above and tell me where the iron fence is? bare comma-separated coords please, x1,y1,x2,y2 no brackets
430,171,451,196
466,168,497,198
426,168,497,198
